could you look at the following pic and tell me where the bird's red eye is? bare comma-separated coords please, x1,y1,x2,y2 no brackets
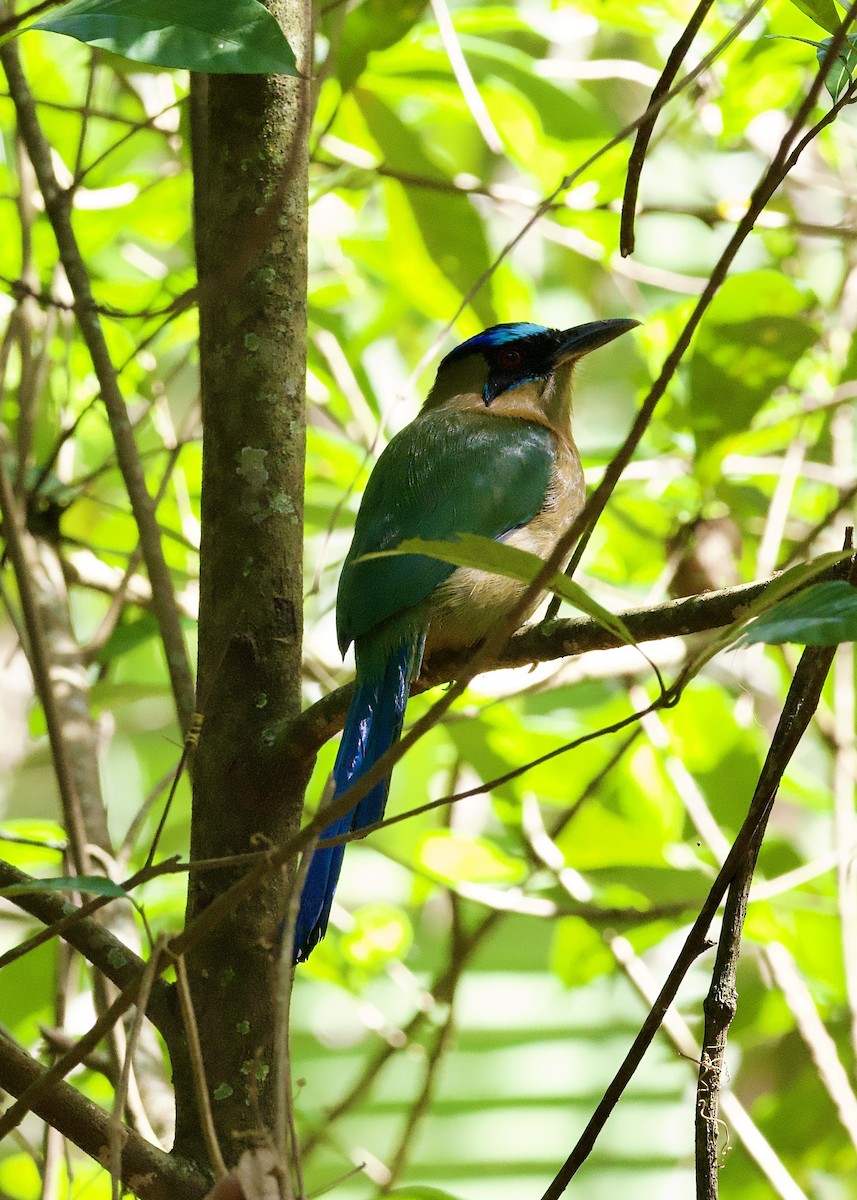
498,347,523,369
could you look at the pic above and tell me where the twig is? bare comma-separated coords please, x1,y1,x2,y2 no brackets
0,40,196,734
612,938,810,1200
525,807,808,1199
546,43,857,617
174,954,228,1180
0,857,178,1032
0,1027,209,1200
0,974,144,1139
695,803,767,1196
620,0,716,255
275,834,317,1200
110,936,168,1200
412,0,767,386
430,0,502,153
0,435,91,871
540,560,850,1198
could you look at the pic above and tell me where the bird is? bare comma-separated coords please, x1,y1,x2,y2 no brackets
293,317,638,962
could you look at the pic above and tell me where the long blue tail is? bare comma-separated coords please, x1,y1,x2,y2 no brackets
293,638,419,962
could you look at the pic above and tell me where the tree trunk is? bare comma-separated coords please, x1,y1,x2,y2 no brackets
178,0,311,1167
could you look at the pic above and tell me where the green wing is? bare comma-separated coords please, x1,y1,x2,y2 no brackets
337,410,556,651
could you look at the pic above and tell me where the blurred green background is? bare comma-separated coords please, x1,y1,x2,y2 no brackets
1,0,857,1196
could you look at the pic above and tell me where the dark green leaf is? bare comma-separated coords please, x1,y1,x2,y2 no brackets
689,271,818,452
30,0,298,75
741,581,857,645
95,611,160,666
0,875,128,898
816,35,857,102
334,0,428,92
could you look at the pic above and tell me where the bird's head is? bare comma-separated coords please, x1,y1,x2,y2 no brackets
424,318,638,426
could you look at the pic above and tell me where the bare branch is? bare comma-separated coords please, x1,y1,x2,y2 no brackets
0,40,196,734
0,1027,209,1200
541,564,848,1197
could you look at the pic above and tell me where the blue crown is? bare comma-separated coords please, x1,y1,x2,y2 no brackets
441,322,551,366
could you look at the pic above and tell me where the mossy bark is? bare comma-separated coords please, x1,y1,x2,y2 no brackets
178,1,310,1166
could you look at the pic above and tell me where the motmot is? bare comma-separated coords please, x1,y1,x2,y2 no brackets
294,317,638,962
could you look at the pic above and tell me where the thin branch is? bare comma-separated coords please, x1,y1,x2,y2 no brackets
0,1027,209,1200
277,571,785,767
0,0,62,36
0,40,196,734
174,954,228,1180
110,937,168,1200
0,974,144,1139
525,803,808,1200
620,0,716,256
611,937,810,1200
540,579,847,1198
430,0,502,153
0,857,178,1035
547,48,857,617
0,436,91,871
275,833,318,1200
695,804,767,1197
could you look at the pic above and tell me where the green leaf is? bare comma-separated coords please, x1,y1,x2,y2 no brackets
94,611,160,666
689,271,819,452
770,34,857,102
371,533,637,646
784,0,842,34
352,90,498,328
683,550,852,675
816,34,857,102
417,831,525,885
29,0,298,75
341,904,412,965
741,580,857,645
334,0,427,92
551,916,614,987
0,875,128,899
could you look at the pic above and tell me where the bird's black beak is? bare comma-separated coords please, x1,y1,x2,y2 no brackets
552,318,640,366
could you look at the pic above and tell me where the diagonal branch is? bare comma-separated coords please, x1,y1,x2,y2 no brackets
0,1027,208,1200
541,564,849,1198
695,542,857,1197
274,571,789,768
0,858,176,1036
0,40,195,735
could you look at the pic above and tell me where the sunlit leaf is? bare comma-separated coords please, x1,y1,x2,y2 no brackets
417,831,524,884
551,916,614,987
784,0,842,34
334,0,427,92
341,904,412,965
29,0,298,75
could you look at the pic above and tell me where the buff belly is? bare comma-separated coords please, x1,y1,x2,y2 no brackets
424,449,585,656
